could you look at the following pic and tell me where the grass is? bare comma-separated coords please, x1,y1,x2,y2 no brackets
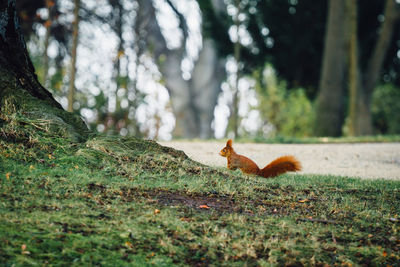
1,133,400,266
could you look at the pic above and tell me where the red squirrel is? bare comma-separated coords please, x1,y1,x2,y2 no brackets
219,139,301,178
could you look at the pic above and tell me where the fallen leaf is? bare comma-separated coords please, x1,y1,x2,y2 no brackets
199,205,210,209
258,205,266,212
383,251,387,257
21,244,30,254
5,172,10,180
298,199,309,203
29,165,35,170
125,241,133,248
74,165,79,169
117,50,125,59
154,209,160,214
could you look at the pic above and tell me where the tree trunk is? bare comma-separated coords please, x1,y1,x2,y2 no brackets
115,0,123,115
356,0,400,135
230,0,241,138
42,0,53,86
0,0,88,141
105,0,124,133
347,0,361,136
67,0,80,112
130,10,147,137
136,0,224,139
191,40,225,139
315,0,347,136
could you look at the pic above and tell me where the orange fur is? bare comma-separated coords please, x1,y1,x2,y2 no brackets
219,139,301,178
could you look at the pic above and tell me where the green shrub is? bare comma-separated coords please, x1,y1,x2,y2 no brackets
255,65,315,137
372,84,400,134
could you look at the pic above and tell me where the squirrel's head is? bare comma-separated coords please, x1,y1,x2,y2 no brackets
219,139,234,157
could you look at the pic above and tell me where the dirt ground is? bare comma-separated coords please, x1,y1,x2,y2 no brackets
160,141,400,180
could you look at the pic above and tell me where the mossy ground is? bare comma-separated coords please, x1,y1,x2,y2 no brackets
1,127,400,266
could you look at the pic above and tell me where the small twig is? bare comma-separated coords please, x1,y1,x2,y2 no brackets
331,231,337,243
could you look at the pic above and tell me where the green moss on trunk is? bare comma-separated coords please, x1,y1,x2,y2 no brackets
0,83,89,142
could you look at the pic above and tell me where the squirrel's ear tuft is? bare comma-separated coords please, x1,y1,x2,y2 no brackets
227,139,232,147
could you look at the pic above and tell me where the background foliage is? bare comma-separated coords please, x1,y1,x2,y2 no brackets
15,0,400,139
372,84,400,134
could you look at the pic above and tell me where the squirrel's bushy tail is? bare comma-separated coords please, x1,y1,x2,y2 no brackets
258,155,301,178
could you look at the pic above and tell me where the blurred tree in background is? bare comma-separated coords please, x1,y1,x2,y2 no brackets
13,0,400,139
316,0,400,136
207,0,399,137
67,0,79,113
135,0,225,138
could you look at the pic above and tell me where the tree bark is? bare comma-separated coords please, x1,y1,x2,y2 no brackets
67,0,80,112
315,0,347,136
0,0,88,141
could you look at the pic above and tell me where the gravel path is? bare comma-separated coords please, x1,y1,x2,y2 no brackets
160,141,400,180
